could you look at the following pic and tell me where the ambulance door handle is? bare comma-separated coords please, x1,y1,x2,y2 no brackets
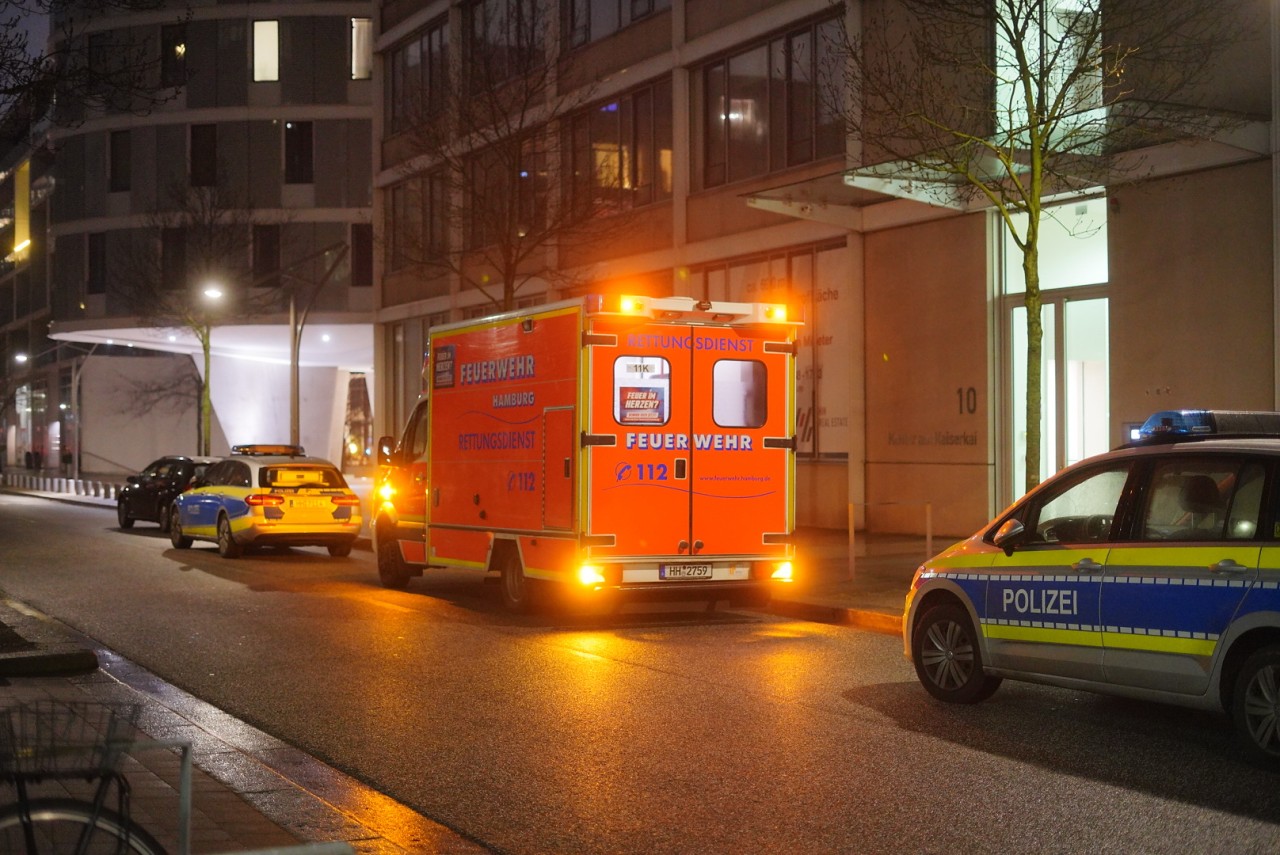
1071,558,1103,573
675,459,686,479
1211,559,1249,574
563,458,571,478
693,540,703,554
678,540,690,553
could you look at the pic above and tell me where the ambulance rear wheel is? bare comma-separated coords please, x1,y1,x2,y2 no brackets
498,547,540,614
911,603,1001,704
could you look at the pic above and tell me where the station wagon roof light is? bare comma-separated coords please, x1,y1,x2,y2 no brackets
1137,410,1280,442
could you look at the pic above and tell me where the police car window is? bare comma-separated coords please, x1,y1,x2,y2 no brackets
712,360,767,428
230,462,252,488
1027,463,1130,545
262,466,346,490
204,461,230,485
1139,459,1263,542
613,357,670,426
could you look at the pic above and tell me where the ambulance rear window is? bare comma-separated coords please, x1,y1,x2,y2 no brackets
713,360,767,428
613,356,670,425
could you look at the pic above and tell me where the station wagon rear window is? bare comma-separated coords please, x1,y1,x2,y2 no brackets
260,466,347,490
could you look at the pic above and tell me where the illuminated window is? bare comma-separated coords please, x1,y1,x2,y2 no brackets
351,18,372,80
161,24,187,87
253,20,279,82
565,79,672,220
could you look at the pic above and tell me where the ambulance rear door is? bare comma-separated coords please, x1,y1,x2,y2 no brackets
584,317,794,558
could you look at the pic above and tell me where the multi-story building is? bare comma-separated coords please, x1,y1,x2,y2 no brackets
372,0,1273,536
1,1,376,477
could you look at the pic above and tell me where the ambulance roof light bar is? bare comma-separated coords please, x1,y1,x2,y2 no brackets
1135,409,1280,443
584,294,798,325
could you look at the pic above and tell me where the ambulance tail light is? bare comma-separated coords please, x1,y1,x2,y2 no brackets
577,564,607,589
377,481,396,502
770,561,794,582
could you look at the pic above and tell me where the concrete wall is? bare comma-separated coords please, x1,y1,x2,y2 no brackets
1109,159,1275,436
864,212,993,538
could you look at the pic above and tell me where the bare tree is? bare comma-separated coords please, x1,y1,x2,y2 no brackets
110,181,261,454
832,0,1253,491
1,1,183,126
388,0,641,312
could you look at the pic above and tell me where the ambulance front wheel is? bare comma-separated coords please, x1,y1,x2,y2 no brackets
497,546,541,614
376,528,410,590
911,603,1002,704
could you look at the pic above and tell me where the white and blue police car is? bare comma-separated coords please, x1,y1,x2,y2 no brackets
903,410,1280,765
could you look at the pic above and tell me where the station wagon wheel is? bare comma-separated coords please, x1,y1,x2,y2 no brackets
116,499,134,529
328,542,353,558
1233,646,1280,766
911,603,1002,704
158,501,172,532
216,515,243,559
169,507,192,549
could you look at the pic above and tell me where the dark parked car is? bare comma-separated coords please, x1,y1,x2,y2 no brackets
117,456,219,532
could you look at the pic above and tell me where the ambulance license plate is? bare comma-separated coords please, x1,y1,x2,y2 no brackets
659,563,712,580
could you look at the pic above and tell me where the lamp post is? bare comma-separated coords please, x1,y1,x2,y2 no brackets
198,285,223,456
282,244,348,448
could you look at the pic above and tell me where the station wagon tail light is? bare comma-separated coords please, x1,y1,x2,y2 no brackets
771,561,794,582
331,495,361,506
246,494,285,507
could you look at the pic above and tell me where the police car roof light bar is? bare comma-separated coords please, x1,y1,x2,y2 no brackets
1137,409,1280,442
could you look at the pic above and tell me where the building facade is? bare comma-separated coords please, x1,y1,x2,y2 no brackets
1,0,376,477
370,0,1275,537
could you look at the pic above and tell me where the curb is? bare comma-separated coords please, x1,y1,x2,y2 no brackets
767,598,903,636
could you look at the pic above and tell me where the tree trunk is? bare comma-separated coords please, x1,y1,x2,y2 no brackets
1022,241,1043,495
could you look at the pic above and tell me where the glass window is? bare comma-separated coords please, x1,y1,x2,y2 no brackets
351,223,373,288
1140,459,1265,542
109,130,130,192
87,233,106,295
284,121,313,184
253,20,279,82
1017,462,1131,545
262,466,347,489
161,24,187,87
713,360,767,428
701,15,845,188
351,18,373,80
190,123,217,187
252,225,280,288
161,228,186,290
565,79,673,221
613,357,670,426
566,0,670,49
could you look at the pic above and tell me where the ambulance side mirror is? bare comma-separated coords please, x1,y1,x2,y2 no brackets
992,518,1026,557
377,435,397,467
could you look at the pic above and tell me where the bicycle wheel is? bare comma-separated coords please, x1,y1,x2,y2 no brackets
0,797,166,854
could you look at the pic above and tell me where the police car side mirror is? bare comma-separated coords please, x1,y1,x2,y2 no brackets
992,518,1026,556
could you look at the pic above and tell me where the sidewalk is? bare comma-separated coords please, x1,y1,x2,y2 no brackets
0,483,937,853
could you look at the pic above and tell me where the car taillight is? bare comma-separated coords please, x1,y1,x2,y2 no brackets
246,494,285,507
331,495,361,506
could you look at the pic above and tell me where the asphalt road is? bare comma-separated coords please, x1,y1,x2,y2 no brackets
2,493,1280,854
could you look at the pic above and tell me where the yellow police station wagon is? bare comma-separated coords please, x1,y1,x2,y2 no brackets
904,410,1280,766
169,445,362,558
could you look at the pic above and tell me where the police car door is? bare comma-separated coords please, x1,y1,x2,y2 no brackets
985,461,1131,680
1102,457,1262,694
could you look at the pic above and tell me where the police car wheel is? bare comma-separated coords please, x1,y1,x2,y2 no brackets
328,542,353,558
1233,646,1280,765
169,508,192,549
216,516,243,559
117,500,134,529
912,603,1001,704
